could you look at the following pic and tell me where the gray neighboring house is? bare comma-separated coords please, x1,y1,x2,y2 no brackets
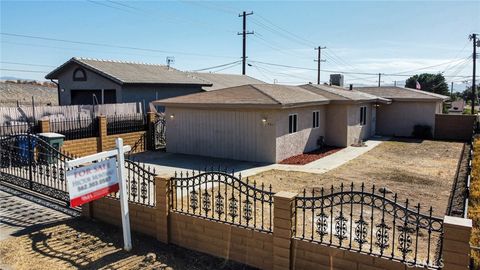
154,84,389,163
356,86,448,137
45,57,263,109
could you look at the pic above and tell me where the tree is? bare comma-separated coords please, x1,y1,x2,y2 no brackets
461,84,480,102
405,73,449,96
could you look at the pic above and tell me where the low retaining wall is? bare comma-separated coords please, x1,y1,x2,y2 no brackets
435,114,477,141
62,137,100,157
170,212,273,270
83,176,473,270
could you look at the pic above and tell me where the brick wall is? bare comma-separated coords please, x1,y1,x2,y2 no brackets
62,137,100,157
435,114,477,141
88,197,157,237
292,239,419,270
170,212,273,270
102,131,146,152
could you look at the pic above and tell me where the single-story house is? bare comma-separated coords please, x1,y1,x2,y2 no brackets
153,84,390,163
45,57,263,109
355,86,448,137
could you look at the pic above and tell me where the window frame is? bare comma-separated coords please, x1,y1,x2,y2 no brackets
288,113,298,134
312,110,320,129
73,68,87,81
360,106,367,126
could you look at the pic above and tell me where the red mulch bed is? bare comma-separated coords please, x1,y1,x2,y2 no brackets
279,146,344,165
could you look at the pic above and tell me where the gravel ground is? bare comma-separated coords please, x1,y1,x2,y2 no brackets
249,138,464,216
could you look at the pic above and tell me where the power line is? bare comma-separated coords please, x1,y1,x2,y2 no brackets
191,60,242,72
0,61,56,68
0,68,48,73
1,32,237,59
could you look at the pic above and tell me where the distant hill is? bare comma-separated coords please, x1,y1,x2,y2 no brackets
0,81,58,107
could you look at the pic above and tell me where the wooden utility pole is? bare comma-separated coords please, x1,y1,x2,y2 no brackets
378,73,382,87
238,11,254,75
470,33,478,114
314,46,326,84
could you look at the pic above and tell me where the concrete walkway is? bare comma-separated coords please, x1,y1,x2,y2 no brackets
132,137,387,178
240,137,386,176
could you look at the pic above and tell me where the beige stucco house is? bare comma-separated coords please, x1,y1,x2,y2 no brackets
356,86,448,137
154,84,389,163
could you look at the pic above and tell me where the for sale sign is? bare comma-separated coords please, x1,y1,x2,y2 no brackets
66,158,119,207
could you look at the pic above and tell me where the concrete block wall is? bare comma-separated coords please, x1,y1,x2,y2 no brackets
83,176,474,270
169,212,274,270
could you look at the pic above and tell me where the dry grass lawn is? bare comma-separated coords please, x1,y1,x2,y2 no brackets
249,139,463,216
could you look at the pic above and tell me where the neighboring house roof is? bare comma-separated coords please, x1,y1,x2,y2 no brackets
45,57,211,86
300,84,390,104
185,72,265,91
153,84,329,109
355,86,449,101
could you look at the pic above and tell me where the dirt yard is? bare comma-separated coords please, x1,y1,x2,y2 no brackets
249,139,464,216
0,218,253,270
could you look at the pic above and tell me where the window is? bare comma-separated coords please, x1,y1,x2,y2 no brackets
312,111,319,128
73,68,87,81
360,106,367,126
289,114,298,133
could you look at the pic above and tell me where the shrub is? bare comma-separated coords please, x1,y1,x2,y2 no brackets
411,124,432,139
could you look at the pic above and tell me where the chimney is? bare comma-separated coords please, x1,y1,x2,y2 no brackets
349,84,353,90
330,74,344,87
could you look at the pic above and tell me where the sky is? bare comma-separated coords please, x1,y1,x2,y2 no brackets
0,0,479,91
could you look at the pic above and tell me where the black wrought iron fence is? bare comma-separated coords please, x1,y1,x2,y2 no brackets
0,134,71,203
294,183,444,269
0,122,39,136
107,114,147,135
108,159,156,207
50,117,98,140
170,170,274,232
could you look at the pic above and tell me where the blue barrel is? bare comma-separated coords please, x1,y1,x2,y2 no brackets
17,135,36,163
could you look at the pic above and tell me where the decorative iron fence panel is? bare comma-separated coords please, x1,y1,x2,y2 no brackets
50,117,98,140
0,134,71,203
107,114,147,135
108,159,156,207
149,114,166,150
171,170,274,233
294,183,444,269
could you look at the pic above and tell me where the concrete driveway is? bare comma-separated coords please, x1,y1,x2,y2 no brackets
129,137,386,177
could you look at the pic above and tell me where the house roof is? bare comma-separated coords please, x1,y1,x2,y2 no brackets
153,84,330,108
300,84,390,103
355,86,449,101
185,72,265,91
45,57,211,85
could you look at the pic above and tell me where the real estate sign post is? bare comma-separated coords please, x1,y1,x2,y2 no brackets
66,138,132,251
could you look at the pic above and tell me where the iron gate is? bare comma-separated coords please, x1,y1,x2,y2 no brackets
149,114,166,150
0,133,71,204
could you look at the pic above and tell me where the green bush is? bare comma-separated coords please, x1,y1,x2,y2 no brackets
411,125,432,139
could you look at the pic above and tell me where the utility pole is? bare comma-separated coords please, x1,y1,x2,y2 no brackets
394,81,397,87
238,11,254,75
451,82,454,97
377,73,382,87
314,46,326,84
470,33,478,115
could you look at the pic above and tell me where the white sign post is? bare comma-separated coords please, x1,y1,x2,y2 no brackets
66,138,132,251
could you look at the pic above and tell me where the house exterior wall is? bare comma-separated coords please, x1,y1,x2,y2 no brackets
375,101,439,137
324,104,348,147
346,103,372,145
57,63,121,105
275,106,326,162
121,84,203,112
165,107,277,163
